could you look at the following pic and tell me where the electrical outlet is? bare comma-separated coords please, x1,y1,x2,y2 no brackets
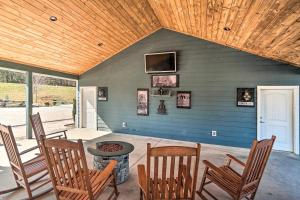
122,122,127,128
211,130,217,137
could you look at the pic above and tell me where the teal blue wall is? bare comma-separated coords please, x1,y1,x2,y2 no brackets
79,29,300,148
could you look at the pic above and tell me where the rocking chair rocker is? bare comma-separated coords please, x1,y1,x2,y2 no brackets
0,124,52,199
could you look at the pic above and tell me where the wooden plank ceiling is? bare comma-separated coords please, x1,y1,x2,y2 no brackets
148,0,300,68
0,0,299,75
0,0,160,75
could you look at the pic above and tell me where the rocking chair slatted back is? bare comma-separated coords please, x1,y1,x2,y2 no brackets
30,113,46,143
146,143,200,200
41,137,93,198
241,136,276,192
0,125,23,173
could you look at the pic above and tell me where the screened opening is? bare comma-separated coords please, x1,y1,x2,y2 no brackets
0,68,26,140
32,73,76,137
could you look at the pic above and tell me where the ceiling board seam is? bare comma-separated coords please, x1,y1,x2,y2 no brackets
146,0,162,28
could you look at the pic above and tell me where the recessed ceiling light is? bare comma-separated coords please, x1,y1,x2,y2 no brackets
224,27,231,31
49,16,57,22
97,43,103,47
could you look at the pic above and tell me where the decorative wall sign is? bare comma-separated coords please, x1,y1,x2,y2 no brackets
137,88,149,116
157,100,167,114
151,74,179,88
177,91,191,109
237,88,255,107
98,87,108,101
151,88,172,97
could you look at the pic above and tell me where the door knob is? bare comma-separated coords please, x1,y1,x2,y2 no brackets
259,117,265,123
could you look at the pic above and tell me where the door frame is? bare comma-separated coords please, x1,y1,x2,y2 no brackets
257,86,299,154
79,86,97,130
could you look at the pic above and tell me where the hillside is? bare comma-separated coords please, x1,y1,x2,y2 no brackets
0,82,75,105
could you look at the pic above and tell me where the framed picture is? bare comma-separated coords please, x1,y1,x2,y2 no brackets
137,88,149,116
177,91,191,109
237,88,255,107
98,87,108,101
151,74,179,88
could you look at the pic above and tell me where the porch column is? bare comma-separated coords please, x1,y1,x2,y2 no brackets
25,71,33,139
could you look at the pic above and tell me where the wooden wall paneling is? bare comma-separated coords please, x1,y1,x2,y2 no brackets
0,0,299,74
252,0,300,51
225,0,253,44
211,0,224,41
169,0,183,31
187,0,196,35
146,0,166,27
58,0,128,49
216,0,233,42
0,0,160,74
242,0,285,50
193,0,202,36
24,0,114,55
1,1,105,73
232,0,274,47
200,0,208,38
181,0,192,34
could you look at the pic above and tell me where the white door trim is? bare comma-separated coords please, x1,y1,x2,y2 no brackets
257,86,299,155
79,86,97,130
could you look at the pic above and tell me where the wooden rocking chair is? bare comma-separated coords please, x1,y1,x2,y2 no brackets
30,112,68,152
137,143,201,200
197,136,276,200
40,136,119,200
0,124,52,199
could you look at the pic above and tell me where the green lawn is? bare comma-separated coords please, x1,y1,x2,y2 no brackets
0,82,75,105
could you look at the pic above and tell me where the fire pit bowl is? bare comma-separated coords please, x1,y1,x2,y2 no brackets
87,141,134,184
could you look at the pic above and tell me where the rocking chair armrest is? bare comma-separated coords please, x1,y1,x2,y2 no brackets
137,164,147,195
19,145,39,155
46,135,63,140
203,160,239,183
226,154,246,167
45,129,67,138
92,160,117,186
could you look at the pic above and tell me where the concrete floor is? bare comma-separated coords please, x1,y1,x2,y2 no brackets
0,104,74,140
0,129,299,200
0,105,73,126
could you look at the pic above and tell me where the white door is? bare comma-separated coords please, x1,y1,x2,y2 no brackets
81,87,97,129
260,89,293,151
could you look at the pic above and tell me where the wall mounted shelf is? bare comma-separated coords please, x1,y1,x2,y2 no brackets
150,89,173,97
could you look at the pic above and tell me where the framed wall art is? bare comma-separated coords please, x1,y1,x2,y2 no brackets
151,74,179,88
137,88,149,116
98,87,108,101
237,88,255,107
177,91,191,109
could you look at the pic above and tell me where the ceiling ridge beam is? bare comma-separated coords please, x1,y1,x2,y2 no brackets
146,0,163,27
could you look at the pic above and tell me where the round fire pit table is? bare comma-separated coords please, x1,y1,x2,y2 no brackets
87,141,134,184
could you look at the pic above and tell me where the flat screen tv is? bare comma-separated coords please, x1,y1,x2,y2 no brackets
144,52,176,73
